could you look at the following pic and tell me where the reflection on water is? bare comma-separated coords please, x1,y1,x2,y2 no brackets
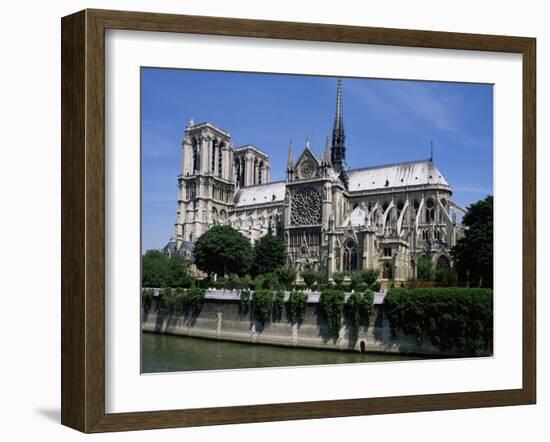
141,332,426,373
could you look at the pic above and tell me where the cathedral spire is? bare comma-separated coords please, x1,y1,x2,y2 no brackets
334,79,344,133
331,79,348,187
287,139,294,169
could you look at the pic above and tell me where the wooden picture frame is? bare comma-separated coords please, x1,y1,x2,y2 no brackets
61,8,536,433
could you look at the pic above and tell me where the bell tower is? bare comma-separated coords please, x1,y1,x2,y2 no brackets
176,120,235,248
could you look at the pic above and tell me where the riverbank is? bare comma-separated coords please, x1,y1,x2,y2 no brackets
141,289,478,357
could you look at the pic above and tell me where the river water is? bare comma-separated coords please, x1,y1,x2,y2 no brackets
142,332,424,373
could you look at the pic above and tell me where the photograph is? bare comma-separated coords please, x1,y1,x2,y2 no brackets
140,68,494,373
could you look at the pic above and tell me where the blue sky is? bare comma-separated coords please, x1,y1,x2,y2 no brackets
141,68,493,252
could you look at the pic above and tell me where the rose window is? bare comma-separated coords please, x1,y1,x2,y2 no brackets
291,187,322,225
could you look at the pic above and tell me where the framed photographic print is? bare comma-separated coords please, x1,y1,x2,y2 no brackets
61,9,536,433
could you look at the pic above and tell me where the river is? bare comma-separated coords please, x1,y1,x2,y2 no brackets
142,332,424,373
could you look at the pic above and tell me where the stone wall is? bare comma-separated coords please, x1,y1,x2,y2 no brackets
141,290,472,356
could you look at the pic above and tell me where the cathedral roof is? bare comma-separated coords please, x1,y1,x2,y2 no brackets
347,159,450,193
234,181,286,207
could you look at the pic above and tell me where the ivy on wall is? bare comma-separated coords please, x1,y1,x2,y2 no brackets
155,287,206,314
384,287,493,354
288,291,308,323
253,289,274,324
346,290,374,330
319,289,345,340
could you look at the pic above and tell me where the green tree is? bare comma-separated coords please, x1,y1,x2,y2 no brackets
193,225,252,277
416,256,433,281
142,250,190,288
250,234,286,276
142,250,169,287
166,255,191,287
274,266,297,290
435,266,458,287
451,195,493,288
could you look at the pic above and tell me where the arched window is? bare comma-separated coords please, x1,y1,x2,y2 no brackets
211,140,216,173
436,255,450,269
218,143,223,177
425,198,435,222
343,239,357,271
192,140,200,172
258,161,264,184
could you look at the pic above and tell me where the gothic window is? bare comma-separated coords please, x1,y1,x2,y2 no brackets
426,198,435,222
259,161,264,184
299,159,316,179
383,247,392,257
218,144,223,177
192,140,200,172
290,187,322,225
436,255,450,269
343,239,357,271
211,140,216,173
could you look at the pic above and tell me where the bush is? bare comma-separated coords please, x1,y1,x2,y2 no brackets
348,271,363,290
253,289,274,323
332,271,347,286
384,287,493,354
239,275,252,290
274,266,297,290
261,272,280,290
360,269,379,287
417,256,433,281
346,290,374,330
435,267,458,287
370,281,381,292
319,289,345,340
301,269,319,289
225,274,241,290
288,291,308,323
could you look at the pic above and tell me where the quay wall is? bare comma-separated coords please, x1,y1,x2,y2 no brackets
141,290,472,356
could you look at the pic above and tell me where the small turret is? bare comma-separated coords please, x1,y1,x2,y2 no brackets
286,139,295,181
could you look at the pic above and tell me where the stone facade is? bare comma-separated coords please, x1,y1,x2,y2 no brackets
164,80,465,282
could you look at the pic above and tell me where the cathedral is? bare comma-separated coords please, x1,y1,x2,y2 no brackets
164,80,465,282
